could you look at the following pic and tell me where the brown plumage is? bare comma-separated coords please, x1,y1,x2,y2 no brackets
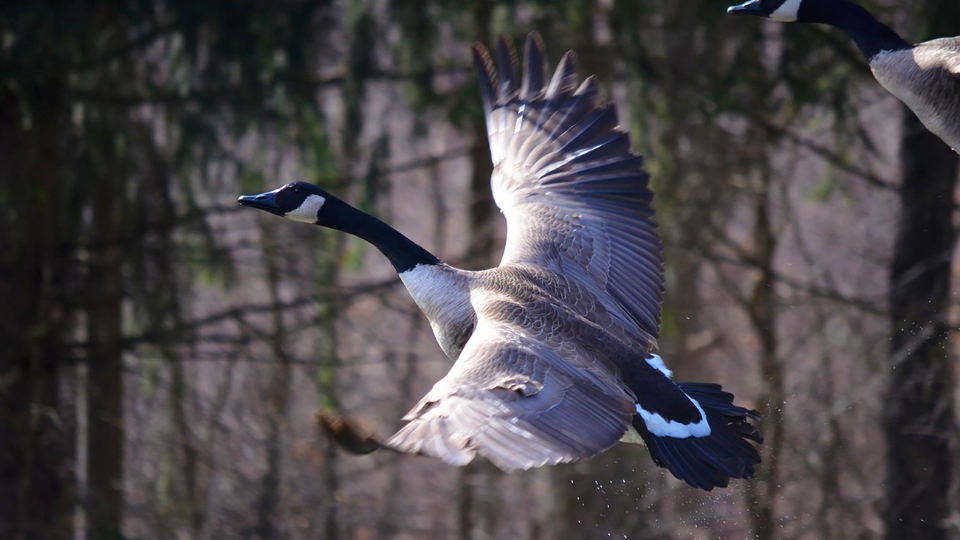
871,39,960,152
243,33,762,490
323,34,759,488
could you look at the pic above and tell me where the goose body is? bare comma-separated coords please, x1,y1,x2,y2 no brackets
870,40,960,150
729,0,960,152
239,34,762,490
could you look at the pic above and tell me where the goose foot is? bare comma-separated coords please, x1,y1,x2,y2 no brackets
316,411,383,455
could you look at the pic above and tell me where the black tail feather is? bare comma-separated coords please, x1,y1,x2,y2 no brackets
679,382,763,444
634,382,762,491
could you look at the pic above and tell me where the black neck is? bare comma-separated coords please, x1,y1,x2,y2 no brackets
321,197,441,274
803,0,911,60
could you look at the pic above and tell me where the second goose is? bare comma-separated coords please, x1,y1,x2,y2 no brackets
728,0,960,152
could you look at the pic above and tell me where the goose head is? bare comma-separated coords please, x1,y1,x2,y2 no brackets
727,0,807,22
727,0,912,62
239,182,443,273
238,182,334,225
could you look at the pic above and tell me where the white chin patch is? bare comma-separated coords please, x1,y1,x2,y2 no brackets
285,194,325,223
770,0,802,21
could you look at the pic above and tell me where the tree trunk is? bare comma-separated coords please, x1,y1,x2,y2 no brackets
456,7,497,540
745,171,784,540
86,142,126,540
883,4,959,537
314,228,346,540
464,0,495,270
251,229,292,540
0,80,71,540
170,357,203,539
882,104,958,540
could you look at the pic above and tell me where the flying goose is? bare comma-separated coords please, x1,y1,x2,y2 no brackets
239,34,762,490
728,0,960,153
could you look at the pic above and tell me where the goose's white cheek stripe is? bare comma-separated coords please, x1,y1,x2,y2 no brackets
636,396,711,438
285,194,326,223
770,0,802,21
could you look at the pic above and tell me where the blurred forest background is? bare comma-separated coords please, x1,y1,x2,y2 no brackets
2,0,959,539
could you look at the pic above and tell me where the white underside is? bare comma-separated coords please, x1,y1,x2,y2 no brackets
398,263,474,360
398,263,468,316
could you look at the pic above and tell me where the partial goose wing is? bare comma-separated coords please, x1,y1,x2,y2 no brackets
383,318,637,470
475,34,663,341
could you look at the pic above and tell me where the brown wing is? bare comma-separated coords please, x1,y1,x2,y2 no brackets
382,319,636,470
475,33,664,342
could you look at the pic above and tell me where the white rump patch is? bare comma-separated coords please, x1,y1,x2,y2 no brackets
770,0,802,21
636,394,711,439
645,354,673,379
285,194,326,223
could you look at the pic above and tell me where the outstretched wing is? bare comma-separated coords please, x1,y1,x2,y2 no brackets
382,319,637,470
474,34,664,341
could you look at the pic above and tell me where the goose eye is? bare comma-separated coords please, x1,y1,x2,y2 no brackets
293,186,302,195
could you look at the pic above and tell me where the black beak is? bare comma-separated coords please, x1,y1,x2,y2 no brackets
727,0,764,15
238,190,282,215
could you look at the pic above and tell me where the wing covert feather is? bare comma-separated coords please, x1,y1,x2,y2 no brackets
383,321,636,470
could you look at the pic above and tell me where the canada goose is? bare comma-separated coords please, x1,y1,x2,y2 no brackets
239,34,762,490
727,0,960,152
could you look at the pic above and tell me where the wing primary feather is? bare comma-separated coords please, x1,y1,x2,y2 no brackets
546,51,578,98
543,90,589,145
573,75,600,99
495,34,519,95
521,32,547,99
472,43,498,120
557,105,617,154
